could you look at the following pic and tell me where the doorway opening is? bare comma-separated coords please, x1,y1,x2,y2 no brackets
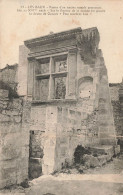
29,130,44,179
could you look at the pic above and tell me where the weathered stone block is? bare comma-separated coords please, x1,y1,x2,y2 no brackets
1,167,16,180
90,157,100,168
17,157,28,170
0,114,11,122
16,169,28,184
105,154,112,162
99,108,108,115
99,98,107,103
6,109,20,116
0,100,8,109
99,132,109,138
21,132,29,145
90,145,114,156
83,154,100,168
0,89,8,98
98,155,107,165
114,145,120,155
14,115,22,123
2,146,21,160
21,146,29,158
100,138,116,145
60,146,68,157
2,159,17,169
12,98,22,108
0,179,6,189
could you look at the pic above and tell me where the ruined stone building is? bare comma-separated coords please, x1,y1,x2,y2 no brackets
0,27,121,188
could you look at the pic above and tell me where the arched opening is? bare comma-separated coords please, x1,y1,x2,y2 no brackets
78,76,93,99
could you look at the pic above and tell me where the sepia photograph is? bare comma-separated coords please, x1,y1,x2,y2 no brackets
0,0,123,194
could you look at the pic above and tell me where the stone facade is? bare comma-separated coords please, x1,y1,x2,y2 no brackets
22,27,118,175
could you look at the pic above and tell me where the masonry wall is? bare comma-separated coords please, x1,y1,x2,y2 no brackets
29,48,117,174
109,83,123,138
30,100,100,173
0,90,30,189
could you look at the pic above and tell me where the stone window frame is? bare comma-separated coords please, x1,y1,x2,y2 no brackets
35,52,68,101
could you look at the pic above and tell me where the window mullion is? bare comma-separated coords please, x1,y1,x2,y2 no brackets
48,57,54,99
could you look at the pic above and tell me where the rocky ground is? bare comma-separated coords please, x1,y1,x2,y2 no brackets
0,154,123,195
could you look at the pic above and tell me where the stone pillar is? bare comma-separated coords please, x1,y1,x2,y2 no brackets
27,59,35,100
33,60,40,101
42,106,57,174
48,57,55,100
98,65,117,145
18,45,29,96
42,132,56,174
66,49,77,99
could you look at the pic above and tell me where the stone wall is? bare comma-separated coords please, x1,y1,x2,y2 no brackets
0,90,30,189
109,83,123,139
119,85,123,151
30,100,118,174
30,101,99,174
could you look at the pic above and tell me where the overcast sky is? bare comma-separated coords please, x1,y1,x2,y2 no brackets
0,0,123,83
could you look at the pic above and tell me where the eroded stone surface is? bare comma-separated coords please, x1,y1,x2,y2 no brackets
0,92,30,189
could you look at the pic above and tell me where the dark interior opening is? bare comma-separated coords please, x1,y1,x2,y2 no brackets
74,145,90,164
117,139,123,152
29,130,44,180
